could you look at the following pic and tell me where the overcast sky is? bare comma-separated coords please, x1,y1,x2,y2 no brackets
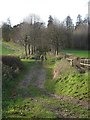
0,0,89,26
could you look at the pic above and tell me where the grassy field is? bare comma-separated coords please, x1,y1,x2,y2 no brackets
62,49,90,58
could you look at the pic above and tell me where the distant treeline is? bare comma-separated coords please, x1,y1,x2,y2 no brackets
1,14,89,55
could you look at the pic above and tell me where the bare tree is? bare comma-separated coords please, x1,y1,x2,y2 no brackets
20,15,46,56
47,18,66,55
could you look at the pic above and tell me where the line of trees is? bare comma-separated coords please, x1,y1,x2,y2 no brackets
1,14,89,55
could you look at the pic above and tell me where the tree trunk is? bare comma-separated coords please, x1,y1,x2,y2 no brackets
25,44,27,56
33,46,36,54
28,44,31,55
31,45,34,55
56,45,59,55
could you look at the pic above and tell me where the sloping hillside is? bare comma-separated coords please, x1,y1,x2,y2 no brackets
1,41,24,55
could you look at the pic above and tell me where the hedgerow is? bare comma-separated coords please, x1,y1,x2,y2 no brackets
2,55,24,98
2,55,24,70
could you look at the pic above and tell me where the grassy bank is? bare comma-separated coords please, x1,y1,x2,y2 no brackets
44,58,88,101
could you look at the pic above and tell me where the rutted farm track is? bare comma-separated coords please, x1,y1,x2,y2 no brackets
7,61,88,118
3,62,88,118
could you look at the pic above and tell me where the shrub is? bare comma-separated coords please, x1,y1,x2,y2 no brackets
2,64,13,87
2,63,20,98
2,55,24,70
